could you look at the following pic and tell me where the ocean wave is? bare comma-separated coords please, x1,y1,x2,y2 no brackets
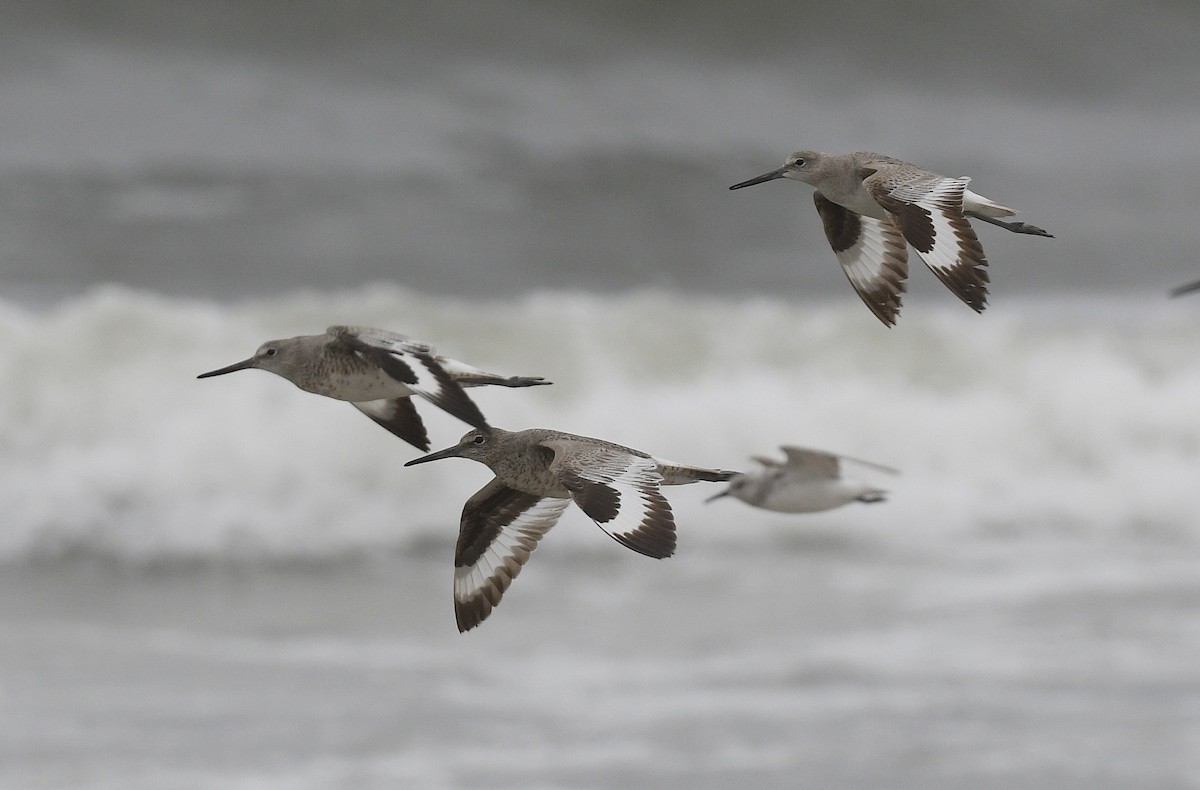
1,285,1197,564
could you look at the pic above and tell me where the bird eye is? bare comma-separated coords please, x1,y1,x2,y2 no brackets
472,434,486,444
792,157,805,167
263,347,277,357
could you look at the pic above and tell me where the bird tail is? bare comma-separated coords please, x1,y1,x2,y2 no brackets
441,358,551,389
961,188,1016,218
656,459,741,485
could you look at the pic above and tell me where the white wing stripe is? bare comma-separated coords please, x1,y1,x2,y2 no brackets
918,207,969,276
453,497,570,609
836,214,905,289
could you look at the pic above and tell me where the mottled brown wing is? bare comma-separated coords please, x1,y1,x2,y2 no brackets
333,327,491,430
453,478,571,633
541,439,675,559
812,192,908,326
866,174,989,313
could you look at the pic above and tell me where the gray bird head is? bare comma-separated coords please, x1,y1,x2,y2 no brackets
705,473,761,505
404,427,502,467
196,338,309,382
729,150,822,190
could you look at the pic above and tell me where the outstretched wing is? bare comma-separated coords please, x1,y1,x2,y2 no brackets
778,446,842,480
350,397,429,451
780,445,900,479
812,192,909,327
453,478,571,633
542,439,675,560
330,326,490,430
866,172,989,313
779,445,900,478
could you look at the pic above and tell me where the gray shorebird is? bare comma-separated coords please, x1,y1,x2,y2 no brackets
405,427,737,632
197,326,550,450
730,150,1052,326
707,446,898,513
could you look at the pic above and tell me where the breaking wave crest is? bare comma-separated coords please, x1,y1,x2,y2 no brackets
2,285,1197,564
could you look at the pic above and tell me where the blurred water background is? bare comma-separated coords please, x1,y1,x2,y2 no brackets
1,2,1199,788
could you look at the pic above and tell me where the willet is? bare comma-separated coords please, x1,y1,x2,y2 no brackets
706,445,898,513
730,150,1052,325
405,427,737,632
197,326,549,450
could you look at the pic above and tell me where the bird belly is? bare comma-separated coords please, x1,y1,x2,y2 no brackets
760,481,858,513
307,370,413,402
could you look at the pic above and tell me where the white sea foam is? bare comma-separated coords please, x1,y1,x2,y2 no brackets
1,285,1197,563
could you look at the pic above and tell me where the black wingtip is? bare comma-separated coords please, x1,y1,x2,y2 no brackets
354,398,431,451
611,526,676,559
414,354,491,430
455,599,489,633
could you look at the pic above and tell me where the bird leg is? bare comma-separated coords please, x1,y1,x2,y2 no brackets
965,211,1054,238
